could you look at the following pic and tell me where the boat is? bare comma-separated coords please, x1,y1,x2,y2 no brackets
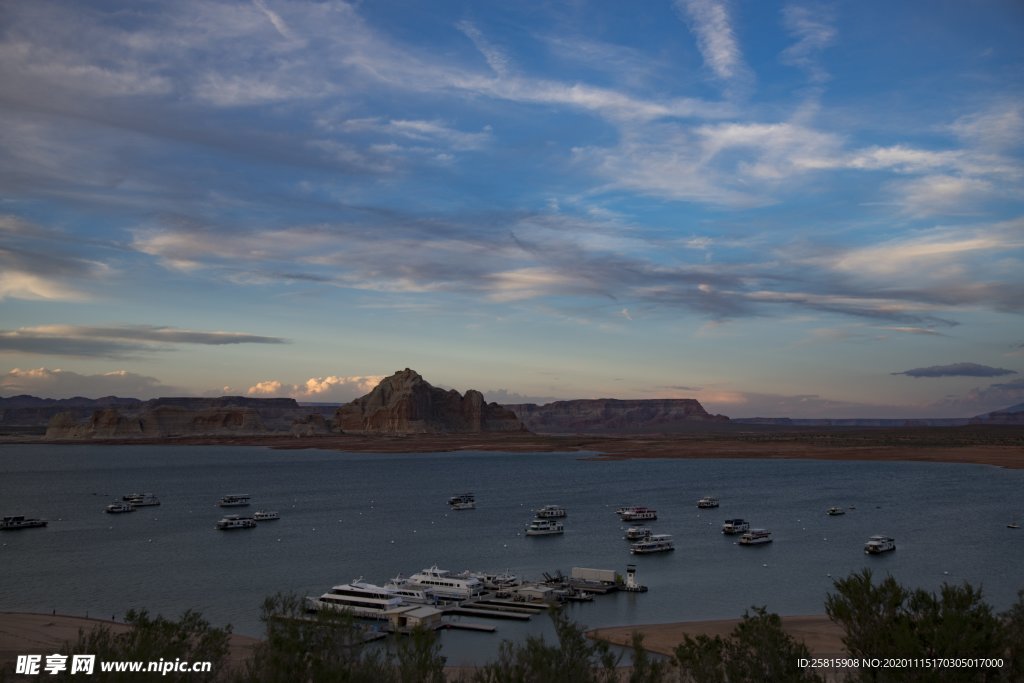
448,493,475,510
721,519,750,534
1,515,48,530
738,529,773,545
827,507,846,516
105,501,134,514
123,493,160,507
406,566,484,599
624,526,653,540
620,507,657,521
525,518,565,536
469,570,521,590
252,511,279,521
535,504,567,518
1009,523,1021,529
630,533,675,554
697,496,719,509
864,535,896,554
217,494,250,507
215,515,257,530
307,580,405,618
384,576,439,604
615,505,643,516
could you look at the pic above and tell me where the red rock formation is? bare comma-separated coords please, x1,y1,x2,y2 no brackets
507,398,729,434
334,368,526,434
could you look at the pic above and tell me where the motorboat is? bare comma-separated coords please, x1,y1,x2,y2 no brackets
535,504,567,518
384,576,439,604
738,529,773,545
215,514,256,530
620,507,657,521
469,570,521,590
624,526,653,540
448,493,475,510
864,535,896,554
252,511,279,521
217,494,251,507
721,519,750,534
697,496,719,509
1,515,48,530
630,534,674,554
123,493,160,507
105,501,134,514
406,566,484,599
525,518,565,536
307,580,405,618
827,507,846,516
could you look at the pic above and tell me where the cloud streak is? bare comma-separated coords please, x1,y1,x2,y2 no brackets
892,363,1017,378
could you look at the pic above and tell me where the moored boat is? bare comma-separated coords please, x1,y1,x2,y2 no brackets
123,493,160,507
253,510,279,521
738,529,773,545
1,515,48,530
620,507,657,521
535,504,567,518
697,496,719,509
105,501,134,514
864,535,896,554
406,566,484,599
525,518,565,536
827,506,845,516
448,493,475,510
307,580,405,618
721,519,750,534
217,494,251,507
630,533,674,554
624,526,653,540
215,514,256,530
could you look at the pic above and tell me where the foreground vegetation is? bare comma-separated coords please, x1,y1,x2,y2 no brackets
5,570,1022,682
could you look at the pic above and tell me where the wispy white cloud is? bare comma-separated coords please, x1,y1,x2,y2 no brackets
456,20,511,77
676,0,751,90
780,4,836,83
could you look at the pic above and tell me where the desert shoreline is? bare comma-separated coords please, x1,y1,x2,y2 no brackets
3,427,1022,469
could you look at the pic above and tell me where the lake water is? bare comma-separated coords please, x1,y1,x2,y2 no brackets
1,444,1022,666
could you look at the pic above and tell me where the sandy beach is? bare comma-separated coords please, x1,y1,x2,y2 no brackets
16,425,1024,470
0,612,259,673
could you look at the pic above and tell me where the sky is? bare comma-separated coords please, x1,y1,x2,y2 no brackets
1,0,1022,418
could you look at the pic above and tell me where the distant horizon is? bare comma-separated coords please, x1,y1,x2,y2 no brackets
2,2,1021,421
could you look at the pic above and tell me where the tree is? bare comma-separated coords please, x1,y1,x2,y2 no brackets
826,569,1009,682
672,607,823,683
470,608,620,683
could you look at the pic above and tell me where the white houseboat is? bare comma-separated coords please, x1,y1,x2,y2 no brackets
123,493,160,507
864,535,896,554
630,534,675,554
308,580,405,619
697,496,720,509
406,566,484,599
448,493,475,510
535,504,567,518
525,518,565,536
722,519,750,534
624,526,653,540
217,494,251,507
252,511,279,521
105,501,134,514
620,507,657,521
827,507,846,516
215,514,257,530
1,515,48,530
738,529,773,545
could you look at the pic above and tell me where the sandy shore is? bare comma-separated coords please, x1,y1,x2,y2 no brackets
588,614,846,658
14,426,1024,469
0,612,259,673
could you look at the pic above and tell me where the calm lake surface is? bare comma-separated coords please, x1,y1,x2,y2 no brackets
1,444,1022,665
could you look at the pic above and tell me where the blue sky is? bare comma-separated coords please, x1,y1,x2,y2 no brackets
1,0,1022,418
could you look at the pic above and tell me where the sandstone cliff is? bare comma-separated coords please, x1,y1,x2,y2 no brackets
334,368,525,434
506,398,729,434
43,396,333,439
